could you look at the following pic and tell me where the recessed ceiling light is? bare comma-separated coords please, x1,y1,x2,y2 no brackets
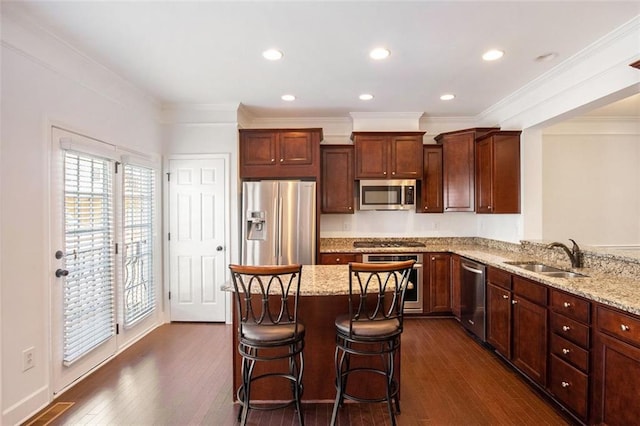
440,94,455,101
359,94,374,101
263,49,283,61
369,47,391,60
281,94,295,101
482,49,504,61
535,52,558,62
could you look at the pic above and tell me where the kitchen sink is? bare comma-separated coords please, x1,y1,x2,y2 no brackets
503,261,586,278
542,271,586,278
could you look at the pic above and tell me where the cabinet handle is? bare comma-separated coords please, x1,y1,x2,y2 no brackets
280,158,283,162
502,295,509,299
336,258,340,262
425,207,428,210
391,171,395,175
561,381,570,388
563,302,571,308
383,171,387,175
562,325,571,332
271,158,275,163
348,207,352,210
562,348,570,355
621,324,630,331
512,300,518,305
431,257,436,261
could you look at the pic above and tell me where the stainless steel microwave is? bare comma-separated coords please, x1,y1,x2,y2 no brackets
358,179,416,211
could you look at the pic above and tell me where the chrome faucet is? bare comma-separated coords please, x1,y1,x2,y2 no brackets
546,239,583,268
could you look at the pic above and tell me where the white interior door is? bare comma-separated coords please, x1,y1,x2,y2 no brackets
168,157,227,322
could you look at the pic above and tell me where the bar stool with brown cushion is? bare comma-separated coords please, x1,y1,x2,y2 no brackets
229,264,305,426
330,260,415,426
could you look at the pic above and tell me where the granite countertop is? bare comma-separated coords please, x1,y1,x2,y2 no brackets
319,238,640,316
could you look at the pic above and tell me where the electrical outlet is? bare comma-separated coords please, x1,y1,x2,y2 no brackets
23,347,35,372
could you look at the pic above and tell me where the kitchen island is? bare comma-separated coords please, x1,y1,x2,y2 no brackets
231,265,401,402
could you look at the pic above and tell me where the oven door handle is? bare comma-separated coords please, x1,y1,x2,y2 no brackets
462,263,484,274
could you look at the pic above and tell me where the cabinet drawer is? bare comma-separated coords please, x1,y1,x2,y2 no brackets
550,289,590,324
319,253,360,265
512,276,546,305
596,306,640,348
487,267,511,289
549,355,589,421
550,312,590,348
550,333,589,372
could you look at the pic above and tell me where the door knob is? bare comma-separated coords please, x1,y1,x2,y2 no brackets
216,246,224,251
55,269,69,278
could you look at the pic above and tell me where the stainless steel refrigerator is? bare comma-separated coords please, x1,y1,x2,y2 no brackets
241,180,316,265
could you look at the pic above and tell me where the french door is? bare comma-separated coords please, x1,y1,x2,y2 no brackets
51,127,158,393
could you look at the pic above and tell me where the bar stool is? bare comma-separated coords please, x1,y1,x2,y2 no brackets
228,264,305,426
330,260,415,426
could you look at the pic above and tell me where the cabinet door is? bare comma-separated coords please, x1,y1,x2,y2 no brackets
354,135,388,178
512,295,547,386
475,136,493,213
450,254,461,319
476,132,520,214
389,135,423,178
321,146,354,214
486,283,512,358
441,132,474,211
279,131,314,166
426,253,451,313
241,132,277,167
419,145,443,213
319,253,360,265
591,331,640,425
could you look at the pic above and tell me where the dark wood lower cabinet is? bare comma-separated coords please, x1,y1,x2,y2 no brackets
511,295,547,386
549,355,589,421
450,254,461,319
425,253,451,313
486,282,511,358
591,308,640,425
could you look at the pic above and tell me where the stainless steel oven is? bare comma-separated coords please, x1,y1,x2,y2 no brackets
362,253,423,313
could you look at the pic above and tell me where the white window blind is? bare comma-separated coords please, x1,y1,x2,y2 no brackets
122,164,156,326
63,151,115,365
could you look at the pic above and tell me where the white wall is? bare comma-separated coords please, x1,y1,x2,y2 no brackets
1,13,163,425
541,118,640,245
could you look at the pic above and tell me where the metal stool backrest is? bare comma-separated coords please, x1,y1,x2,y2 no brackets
229,264,303,339
346,260,415,337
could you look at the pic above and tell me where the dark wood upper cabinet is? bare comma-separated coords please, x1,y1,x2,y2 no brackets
321,145,354,214
475,131,521,213
351,132,424,179
418,145,443,213
239,128,323,179
435,128,498,212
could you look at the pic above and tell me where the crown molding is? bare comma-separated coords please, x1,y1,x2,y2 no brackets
478,15,640,129
161,103,241,124
1,6,161,120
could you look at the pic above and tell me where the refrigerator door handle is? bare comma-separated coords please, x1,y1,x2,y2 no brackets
277,196,284,264
272,195,279,263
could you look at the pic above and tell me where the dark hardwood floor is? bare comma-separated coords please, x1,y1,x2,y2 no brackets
29,318,571,425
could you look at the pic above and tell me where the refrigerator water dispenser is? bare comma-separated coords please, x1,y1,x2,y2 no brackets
246,211,266,240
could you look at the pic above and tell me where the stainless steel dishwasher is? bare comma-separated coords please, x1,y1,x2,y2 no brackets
460,258,487,342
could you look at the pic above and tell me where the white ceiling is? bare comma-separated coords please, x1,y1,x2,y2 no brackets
5,1,640,118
